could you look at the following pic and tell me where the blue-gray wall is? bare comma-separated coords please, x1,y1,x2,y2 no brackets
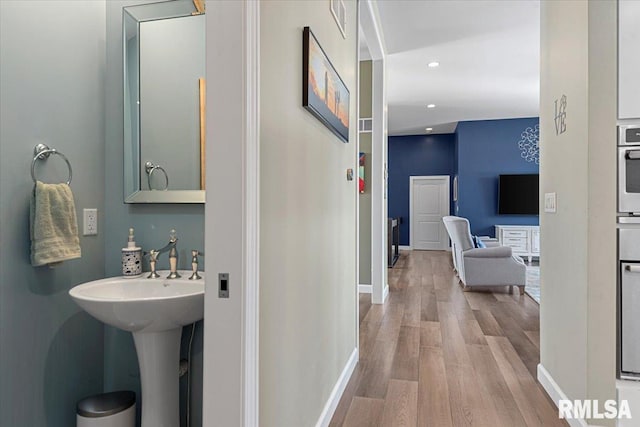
0,2,205,425
456,118,540,237
388,134,456,246
104,2,204,426
0,2,106,425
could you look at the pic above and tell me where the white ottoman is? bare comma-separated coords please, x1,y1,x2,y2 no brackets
77,391,135,427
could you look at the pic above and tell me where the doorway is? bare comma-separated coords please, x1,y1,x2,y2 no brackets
409,176,450,250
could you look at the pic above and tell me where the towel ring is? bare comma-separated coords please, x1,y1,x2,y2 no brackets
145,161,169,191
31,144,72,185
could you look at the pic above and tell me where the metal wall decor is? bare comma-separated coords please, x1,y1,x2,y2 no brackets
554,94,567,135
518,124,540,164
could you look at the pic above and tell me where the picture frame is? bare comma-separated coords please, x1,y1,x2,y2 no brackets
302,26,350,143
330,0,347,38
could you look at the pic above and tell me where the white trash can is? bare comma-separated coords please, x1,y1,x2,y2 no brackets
77,391,136,427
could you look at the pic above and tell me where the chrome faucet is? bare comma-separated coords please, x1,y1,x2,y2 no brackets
149,229,181,279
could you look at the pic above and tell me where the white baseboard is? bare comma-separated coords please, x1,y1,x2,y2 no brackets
358,284,372,294
383,284,389,303
315,348,359,427
537,364,589,427
399,245,412,251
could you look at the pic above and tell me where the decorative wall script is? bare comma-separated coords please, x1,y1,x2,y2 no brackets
518,124,540,164
554,94,567,135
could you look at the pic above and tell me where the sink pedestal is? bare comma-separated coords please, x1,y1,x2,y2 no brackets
133,328,181,427
68,272,204,427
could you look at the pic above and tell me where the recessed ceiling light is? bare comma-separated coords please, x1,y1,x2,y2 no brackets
427,104,436,109
426,127,433,132
427,62,440,68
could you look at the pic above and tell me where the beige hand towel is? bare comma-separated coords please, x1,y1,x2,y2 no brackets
30,181,81,267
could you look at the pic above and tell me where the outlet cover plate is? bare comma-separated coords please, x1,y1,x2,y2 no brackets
83,208,98,235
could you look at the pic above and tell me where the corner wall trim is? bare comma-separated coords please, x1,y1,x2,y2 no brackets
358,284,372,294
383,284,389,303
244,0,260,424
537,364,588,427
315,348,359,427
399,245,412,251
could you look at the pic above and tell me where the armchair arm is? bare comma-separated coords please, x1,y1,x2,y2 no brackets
463,246,512,258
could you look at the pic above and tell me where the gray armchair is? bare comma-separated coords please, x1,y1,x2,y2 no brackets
442,216,526,293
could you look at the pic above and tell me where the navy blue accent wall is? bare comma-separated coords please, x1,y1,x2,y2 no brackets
388,134,456,245
456,118,539,237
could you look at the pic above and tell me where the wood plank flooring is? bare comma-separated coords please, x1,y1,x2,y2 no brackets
330,250,567,427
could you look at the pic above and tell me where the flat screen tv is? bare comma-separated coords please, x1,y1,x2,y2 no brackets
498,174,539,215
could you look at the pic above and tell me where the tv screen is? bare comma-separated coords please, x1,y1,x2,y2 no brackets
498,174,539,215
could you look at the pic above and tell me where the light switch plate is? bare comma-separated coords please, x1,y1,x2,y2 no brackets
83,208,98,235
544,193,557,213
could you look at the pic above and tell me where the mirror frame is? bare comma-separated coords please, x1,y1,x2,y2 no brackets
123,0,205,204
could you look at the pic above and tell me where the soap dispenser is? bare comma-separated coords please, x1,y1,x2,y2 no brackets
122,227,143,277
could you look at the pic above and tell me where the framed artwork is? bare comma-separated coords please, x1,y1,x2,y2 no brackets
359,152,365,193
303,27,350,143
330,0,347,38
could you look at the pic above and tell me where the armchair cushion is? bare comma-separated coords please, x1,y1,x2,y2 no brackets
464,246,512,258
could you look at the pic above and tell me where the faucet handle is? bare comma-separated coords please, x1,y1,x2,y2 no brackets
189,249,203,280
144,249,159,262
145,249,161,279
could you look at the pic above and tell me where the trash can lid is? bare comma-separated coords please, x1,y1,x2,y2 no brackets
77,391,136,418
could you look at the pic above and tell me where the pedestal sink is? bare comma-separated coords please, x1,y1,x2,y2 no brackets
69,272,204,427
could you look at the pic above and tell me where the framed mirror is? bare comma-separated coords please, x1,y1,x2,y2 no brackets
123,0,205,203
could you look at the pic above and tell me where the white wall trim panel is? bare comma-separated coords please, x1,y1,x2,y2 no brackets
537,364,588,427
358,284,373,294
203,1,259,425
314,348,359,427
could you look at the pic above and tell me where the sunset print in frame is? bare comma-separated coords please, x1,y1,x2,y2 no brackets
303,27,350,143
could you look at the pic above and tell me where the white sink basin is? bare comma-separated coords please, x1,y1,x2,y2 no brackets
69,271,204,427
69,271,204,333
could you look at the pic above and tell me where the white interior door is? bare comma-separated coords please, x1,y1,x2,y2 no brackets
410,176,450,250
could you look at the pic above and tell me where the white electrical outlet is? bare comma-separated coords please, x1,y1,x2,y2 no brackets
544,192,557,213
83,208,98,235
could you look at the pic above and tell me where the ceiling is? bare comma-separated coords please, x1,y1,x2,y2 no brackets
365,0,540,135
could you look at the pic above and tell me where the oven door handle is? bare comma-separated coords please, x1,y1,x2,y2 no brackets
625,265,640,273
626,151,640,160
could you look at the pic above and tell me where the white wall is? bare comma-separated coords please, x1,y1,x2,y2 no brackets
586,0,617,415
259,1,358,425
539,1,617,425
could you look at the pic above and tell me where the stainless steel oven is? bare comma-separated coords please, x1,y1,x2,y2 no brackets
618,147,640,213
620,125,640,146
619,124,640,214
619,228,640,379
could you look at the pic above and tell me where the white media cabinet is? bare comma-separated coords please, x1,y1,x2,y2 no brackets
495,225,540,263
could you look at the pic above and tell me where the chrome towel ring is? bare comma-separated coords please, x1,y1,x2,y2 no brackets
31,143,72,185
145,161,169,191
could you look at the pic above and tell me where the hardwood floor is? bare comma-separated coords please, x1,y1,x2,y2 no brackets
330,250,567,427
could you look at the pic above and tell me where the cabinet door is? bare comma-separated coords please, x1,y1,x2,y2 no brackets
531,229,540,254
619,1,640,119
